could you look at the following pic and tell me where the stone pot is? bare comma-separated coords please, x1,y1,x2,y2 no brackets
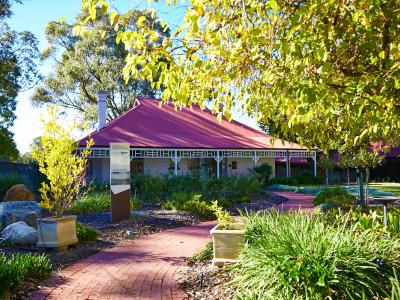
210,223,245,266
37,215,78,251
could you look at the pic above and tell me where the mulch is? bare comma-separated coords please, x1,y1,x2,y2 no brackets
0,193,286,299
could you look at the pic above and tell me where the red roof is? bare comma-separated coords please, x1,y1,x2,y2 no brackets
79,98,306,150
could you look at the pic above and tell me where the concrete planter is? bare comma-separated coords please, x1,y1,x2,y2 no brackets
210,223,245,266
37,215,78,251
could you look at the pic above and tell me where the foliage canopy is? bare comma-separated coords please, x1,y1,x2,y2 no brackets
78,0,400,152
32,8,169,122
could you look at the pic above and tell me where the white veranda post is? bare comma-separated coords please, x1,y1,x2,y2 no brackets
214,151,223,179
171,150,181,176
285,150,290,178
251,151,259,167
313,151,317,177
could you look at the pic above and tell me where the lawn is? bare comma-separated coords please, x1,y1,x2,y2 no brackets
369,183,400,196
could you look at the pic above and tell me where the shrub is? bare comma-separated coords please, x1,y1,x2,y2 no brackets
314,187,355,208
181,198,214,219
76,221,99,242
131,174,166,203
0,253,52,295
0,173,27,201
250,163,272,184
162,193,213,218
70,191,110,214
132,174,262,206
232,211,400,299
70,188,140,214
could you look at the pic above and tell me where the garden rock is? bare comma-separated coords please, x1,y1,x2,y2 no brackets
0,201,41,230
4,210,39,228
4,184,36,201
1,221,38,245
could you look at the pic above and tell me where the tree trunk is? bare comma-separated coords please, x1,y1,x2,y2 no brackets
365,168,370,206
325,169,329,186
347,168,350,187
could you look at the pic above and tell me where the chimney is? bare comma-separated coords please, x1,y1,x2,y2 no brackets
97,90,108,131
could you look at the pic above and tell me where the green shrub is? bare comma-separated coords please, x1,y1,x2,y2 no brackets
232,211,400,299
250,163,272,184
76,221,99,242
70,187,140,214
132,174,261,206
0,253,52,294
70,191,110,214
181,198,214,219
314,187,355,208
0,173,27,201
131,174,166,203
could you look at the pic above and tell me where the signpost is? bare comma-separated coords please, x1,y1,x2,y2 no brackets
110,143,131,222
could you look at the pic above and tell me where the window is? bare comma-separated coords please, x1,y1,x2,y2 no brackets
231,160,237,170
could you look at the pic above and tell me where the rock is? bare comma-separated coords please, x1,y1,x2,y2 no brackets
4,210,39,228
0,201,41,230
1,221,37,245
4,184,36,201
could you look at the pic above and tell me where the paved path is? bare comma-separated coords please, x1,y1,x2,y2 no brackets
31,222,215,300
31,193,313,300
273,191,315,212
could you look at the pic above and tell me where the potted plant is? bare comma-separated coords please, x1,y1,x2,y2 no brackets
209,201,245,266
32,106,93,251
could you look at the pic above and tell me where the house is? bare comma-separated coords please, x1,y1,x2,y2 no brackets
79,91,317,183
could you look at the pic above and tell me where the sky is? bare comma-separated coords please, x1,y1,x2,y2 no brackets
8,0,259,154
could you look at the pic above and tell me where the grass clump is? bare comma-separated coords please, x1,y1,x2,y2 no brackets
187,242,213,266
0,253,52,295
232,211,400,299
76,221,99,243
313,187,355,209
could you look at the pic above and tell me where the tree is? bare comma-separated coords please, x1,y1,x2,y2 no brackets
338,147,384,205
78,0,400,151
32,9,169,122
32,106,93,218
0,0,40,160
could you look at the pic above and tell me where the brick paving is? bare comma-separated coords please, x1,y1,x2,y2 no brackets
31,221,215,300
273,191,315,212
31,192,314,300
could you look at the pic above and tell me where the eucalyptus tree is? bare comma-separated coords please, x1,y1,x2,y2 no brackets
32,9,170,122
0,0,40,159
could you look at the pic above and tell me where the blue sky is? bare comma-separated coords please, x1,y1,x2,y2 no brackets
8,0,258,154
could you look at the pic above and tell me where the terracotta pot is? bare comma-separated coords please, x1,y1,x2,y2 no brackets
210,223,245,266
37,215,78,250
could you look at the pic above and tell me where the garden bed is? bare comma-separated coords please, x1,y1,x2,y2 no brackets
178,260,235,300
0,193,284,299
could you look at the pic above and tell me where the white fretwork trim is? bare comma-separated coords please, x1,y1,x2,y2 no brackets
78,147,314,160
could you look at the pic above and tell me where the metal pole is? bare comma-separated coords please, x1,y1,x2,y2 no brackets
384,204,388,227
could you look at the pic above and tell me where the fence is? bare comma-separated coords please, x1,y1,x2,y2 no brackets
0,161,42,189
